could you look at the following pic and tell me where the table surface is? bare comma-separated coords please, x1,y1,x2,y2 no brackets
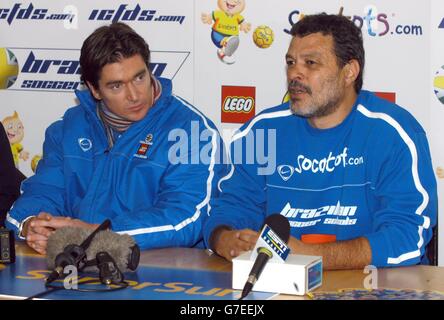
2,243,444,300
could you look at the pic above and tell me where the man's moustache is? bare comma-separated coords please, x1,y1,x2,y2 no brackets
288,80,311,95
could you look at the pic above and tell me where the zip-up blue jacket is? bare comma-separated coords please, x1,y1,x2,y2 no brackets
204,90,437,267
7,78,225,249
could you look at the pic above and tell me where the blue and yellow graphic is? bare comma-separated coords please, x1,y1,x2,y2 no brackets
0,255,275,300
0,48,18,89
434,65,444,105
201,0,251,64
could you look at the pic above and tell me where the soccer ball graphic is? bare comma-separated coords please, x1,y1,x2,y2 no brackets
0,48,18,89
253,25,274,49
434,65,444,105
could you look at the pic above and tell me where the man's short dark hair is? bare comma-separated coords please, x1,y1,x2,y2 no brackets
290,13,365,93
80,22,150,89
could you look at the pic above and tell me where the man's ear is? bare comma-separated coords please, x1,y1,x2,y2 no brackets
343,59,360,88
86,81,101,100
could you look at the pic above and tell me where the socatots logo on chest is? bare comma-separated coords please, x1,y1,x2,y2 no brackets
134,133,153,159
277,147,364,180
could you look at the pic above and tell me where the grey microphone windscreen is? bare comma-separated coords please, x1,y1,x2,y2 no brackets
86,229,137,272
46,227,138,272
46,227,90,269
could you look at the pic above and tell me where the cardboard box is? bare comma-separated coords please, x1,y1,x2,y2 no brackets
232,251,322,295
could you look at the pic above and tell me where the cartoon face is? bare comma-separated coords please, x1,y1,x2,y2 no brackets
217,0,246,15
2,112,24,144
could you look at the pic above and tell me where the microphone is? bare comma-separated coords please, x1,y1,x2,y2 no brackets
46,243,86,284
45,219,111,284
46,224,140,283
96,251,124,285
240,214,290,300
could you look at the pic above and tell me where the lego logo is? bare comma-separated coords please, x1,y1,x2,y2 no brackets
221,86,255,123
223,97,254,113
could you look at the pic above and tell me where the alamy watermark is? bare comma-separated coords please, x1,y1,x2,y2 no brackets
167,121,277,175
63,265,79,290
166,121,364,177
363,265,378,289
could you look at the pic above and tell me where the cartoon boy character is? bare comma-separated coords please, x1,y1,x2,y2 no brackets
202,0,251,64
2,111,29,168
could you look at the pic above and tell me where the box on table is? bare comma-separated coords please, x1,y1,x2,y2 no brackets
232,251,322,295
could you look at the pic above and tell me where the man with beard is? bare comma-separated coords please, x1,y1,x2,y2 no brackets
203,14,437,269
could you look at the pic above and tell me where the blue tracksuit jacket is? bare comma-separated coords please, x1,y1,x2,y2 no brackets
7,77,226,249
203,90,437,267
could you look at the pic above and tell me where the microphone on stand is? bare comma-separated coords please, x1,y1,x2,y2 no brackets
240,214,290,300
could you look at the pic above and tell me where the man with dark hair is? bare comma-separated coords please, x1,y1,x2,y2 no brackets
6,23,224,254
204,14,437,269
0,124,25,227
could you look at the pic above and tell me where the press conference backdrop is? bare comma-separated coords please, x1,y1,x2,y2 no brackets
0,0,443,265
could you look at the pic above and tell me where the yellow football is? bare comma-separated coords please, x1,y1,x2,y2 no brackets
253,25,274,49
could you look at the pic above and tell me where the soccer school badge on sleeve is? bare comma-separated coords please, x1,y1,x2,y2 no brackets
134,133,153,159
